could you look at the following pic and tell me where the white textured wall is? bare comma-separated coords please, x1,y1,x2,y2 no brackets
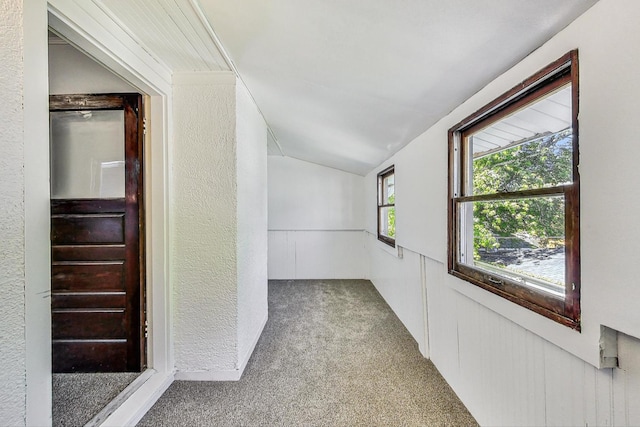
171,72,238,374
172,73,268,379
0,0,26,423
268,156,365,279
236,82,268,367
365,0,640,424
49,43,134,94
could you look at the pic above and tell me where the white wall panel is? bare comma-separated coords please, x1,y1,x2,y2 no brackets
366,233,427,355
236,81,268,368
394,129,448,262
423,258,458,382
268,156,364,231
268,156,366,279
268,230,365,280
614,333,640,426
594,367,613,426
267,231,296,279
369,245,640,426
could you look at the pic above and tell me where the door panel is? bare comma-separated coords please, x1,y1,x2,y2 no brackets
52,293,127,310
53,310,126,339
50,94,145,373
52,245,126,261
53,341,128,373
51,214,125,244
51,262,125,291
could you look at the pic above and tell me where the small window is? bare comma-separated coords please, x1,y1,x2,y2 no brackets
448,51,580,329
377,165,395,246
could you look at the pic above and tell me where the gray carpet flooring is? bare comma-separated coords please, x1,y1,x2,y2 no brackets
140,279,477,426
52,372,140,426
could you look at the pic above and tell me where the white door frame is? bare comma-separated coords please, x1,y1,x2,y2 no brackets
25,1,175,424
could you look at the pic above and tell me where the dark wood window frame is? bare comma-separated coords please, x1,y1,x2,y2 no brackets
377,165,396,247
447,51,581,329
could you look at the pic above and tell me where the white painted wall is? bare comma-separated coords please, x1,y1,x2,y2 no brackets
365,0,640,424
236,82,269,368
172,72,268,380
48,42,134,94
172,72,239,376
1,1,28,424
268,156,366,279
268,156,364,231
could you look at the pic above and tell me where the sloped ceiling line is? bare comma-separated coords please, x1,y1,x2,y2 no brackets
93,0,600,175
187,0,285,156
197,0,599,175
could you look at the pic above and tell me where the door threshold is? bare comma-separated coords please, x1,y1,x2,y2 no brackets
85,369,154,427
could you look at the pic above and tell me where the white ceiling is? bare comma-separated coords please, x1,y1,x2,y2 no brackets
96,0,598,175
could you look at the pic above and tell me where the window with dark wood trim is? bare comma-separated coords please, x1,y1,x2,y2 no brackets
377,165,395,247
448,51,580,329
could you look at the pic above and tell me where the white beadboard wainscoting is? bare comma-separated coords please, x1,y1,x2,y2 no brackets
267,156,366,280
365,233,428,357
367,232,640,426
268,230,366,280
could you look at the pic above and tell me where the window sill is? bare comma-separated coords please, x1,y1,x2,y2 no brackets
450,266,578,330
376,238,403,259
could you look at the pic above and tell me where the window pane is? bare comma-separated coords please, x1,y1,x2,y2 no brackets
459,196,565,297
379,206,395,238
50,110,125,199
382,174,395,205
469,85,573,196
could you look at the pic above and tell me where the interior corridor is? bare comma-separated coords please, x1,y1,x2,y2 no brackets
139,280,476,426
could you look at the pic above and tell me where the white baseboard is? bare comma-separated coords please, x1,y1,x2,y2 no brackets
237,312,268,375
174,369,242,381
174,313,269,382
100,369,174,427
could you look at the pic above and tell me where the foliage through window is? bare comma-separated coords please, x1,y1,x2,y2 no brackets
377,166,395,246
448,51,580,329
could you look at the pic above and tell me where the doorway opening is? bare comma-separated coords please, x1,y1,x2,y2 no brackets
50,94,146,374
48,31,149,426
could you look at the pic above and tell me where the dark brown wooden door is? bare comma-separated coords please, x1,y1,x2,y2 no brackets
50,94,145,373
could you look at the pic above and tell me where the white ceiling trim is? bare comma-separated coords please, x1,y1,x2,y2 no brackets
48,0,173,94
92,0,173,72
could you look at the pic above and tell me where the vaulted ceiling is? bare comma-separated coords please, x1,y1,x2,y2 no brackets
96,0,599,175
